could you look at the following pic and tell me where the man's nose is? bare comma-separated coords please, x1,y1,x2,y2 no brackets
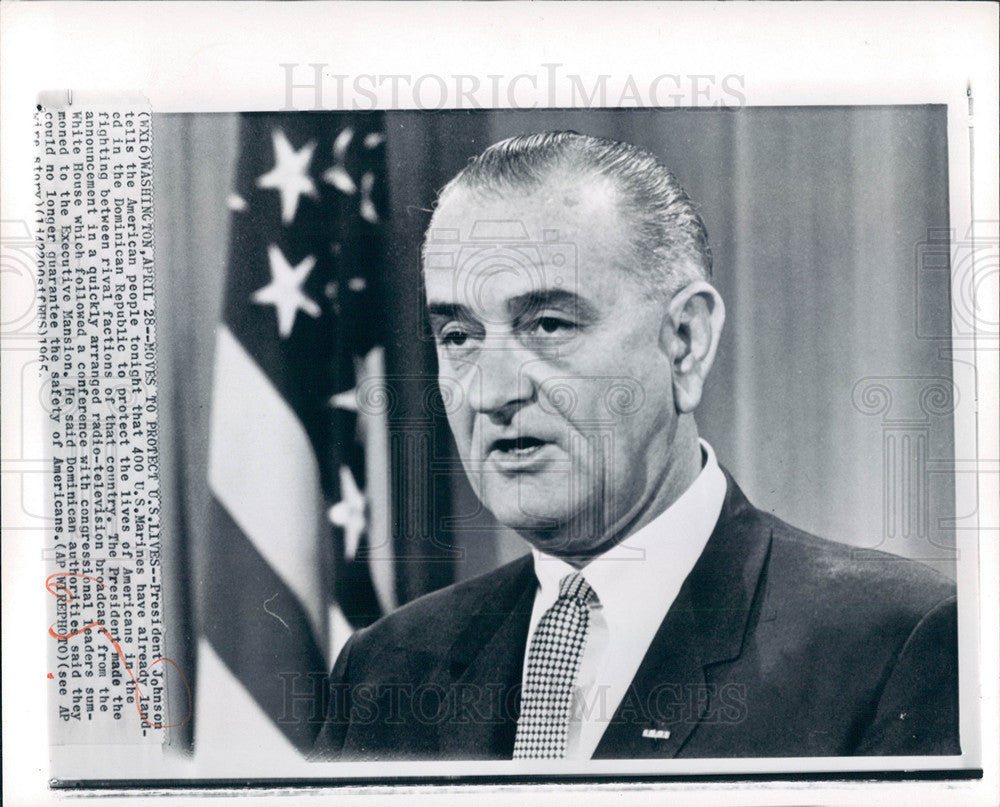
466,341,535,424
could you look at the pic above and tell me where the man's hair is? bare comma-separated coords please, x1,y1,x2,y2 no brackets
431,131,713,295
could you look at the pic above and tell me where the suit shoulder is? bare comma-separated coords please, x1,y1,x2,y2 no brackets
346,554,532,655
761,511,955,625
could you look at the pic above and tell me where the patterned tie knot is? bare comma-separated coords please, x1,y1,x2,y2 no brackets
558,572,598,606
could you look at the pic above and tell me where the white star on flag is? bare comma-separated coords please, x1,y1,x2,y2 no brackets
252,245,321,338
328,387,358,412
256,129,317,224
328,465,366,560
359,172,380,224
323,127,357,195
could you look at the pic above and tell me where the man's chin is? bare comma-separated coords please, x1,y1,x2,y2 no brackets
479,485,593,544
484,503,565,534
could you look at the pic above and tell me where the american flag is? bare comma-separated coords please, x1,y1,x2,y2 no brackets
199,113,393,755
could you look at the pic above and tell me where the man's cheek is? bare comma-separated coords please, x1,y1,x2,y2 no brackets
445,411,472,452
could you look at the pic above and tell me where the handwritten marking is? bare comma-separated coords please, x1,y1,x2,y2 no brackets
45,573,192,728
263,592,290,630
47,673,54,679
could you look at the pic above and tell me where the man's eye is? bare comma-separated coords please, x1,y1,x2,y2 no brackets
535,316,575,335
439,325,470,347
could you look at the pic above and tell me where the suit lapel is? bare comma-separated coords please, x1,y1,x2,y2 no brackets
433,555,536,758
592,583,708,758
594,471,772,758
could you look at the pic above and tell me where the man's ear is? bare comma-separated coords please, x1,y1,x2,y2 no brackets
659,281,725,414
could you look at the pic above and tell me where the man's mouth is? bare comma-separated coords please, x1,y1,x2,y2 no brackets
490,436,547,456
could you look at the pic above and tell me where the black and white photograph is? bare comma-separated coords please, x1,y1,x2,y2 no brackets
1,3,996,805
156,106,966,763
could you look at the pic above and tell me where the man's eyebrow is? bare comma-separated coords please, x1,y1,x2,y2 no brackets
426,302,471,321
507,289,597,320
426,291,597,323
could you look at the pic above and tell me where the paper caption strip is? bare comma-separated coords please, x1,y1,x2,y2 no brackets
35,101,189,745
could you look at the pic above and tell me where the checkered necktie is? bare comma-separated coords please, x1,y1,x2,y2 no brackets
513,572,598,759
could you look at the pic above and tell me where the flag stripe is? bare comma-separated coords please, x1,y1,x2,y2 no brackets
357,346,396,616
201,499,326,752
198,112,390,758
208,325,326,644
193,637,308,767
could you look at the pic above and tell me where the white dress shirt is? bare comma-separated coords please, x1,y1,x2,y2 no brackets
521,440,727,759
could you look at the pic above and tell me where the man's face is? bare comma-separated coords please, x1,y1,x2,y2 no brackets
424,174,682,556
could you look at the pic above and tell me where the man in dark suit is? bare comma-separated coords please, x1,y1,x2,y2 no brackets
312,131,959,760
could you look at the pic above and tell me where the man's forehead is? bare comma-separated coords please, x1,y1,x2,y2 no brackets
427,171,620,240
422,171,634,311
423,236,581,308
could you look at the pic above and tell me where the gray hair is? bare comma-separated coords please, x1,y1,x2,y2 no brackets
431,131,713,295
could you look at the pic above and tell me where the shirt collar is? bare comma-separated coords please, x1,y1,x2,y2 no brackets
530,439,727,632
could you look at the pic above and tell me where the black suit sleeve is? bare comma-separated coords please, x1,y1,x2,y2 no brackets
854,596,960,756
308,631,360,761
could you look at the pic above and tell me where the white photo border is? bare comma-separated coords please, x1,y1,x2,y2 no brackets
2,2,997,806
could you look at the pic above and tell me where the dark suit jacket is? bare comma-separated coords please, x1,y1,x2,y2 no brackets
312,472,959,760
